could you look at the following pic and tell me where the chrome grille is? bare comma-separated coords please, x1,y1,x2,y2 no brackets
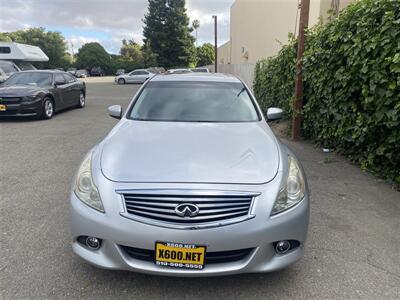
120,190,257,227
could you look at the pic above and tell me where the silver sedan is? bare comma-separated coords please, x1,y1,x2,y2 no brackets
115,69,153,84
70,73,309,276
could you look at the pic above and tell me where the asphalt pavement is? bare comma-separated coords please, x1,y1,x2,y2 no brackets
0,81,399,299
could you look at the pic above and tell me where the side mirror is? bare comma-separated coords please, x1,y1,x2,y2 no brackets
54,80,65,86
266,107,283,121
108,105,122,119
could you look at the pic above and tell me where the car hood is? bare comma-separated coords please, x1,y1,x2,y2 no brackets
0,85,45,97
100,120,280,184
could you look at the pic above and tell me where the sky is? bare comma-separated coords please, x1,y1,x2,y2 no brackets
0,0,235,54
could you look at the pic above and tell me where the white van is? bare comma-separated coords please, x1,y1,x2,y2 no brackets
0,60,21,82
0,42,49,82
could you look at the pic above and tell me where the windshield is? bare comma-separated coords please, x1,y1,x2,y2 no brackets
191,68,208,73
129,81,260,122
14,61,36,71
0,61,20,75
4,72,52,87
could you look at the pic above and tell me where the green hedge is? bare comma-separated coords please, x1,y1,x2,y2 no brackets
253,39,297,116
254,0,400,184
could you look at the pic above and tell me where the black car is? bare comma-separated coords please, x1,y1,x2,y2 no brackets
90,67,105,76
0,70,86,119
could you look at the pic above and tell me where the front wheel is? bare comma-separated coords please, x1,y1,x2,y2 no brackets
39,97,54,120
77,91,85,108
118,78,125,85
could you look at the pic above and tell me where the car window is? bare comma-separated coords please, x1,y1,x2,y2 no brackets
63,73,76,83
191,68,208,73
4,72,52,87
137,71,148,75
129,81,260,122
55,73,66,84
130,71,140,76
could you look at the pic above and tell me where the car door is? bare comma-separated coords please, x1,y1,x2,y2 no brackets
137,71,151,83
53,73,69,109
128,71,140,83
63,73,80,106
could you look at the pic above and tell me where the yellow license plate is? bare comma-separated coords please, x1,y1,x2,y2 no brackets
155,241,206,270
0,104,6,111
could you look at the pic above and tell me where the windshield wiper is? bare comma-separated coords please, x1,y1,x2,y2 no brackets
236,87,246,97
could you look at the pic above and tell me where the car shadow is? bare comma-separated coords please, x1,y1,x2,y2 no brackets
0,106,79,123
0,116,39,122
76,260,298,296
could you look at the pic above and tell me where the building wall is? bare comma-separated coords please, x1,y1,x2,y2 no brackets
217,41,231,64
219,0,356,65
207,63,256,90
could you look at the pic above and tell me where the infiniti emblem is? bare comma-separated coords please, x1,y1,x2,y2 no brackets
175,203,200,217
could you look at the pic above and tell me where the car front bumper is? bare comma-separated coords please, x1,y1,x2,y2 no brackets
0,98,42,117
70,181,309,276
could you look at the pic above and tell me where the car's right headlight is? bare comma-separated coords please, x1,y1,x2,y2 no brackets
74,152,104,212
271,156,305,215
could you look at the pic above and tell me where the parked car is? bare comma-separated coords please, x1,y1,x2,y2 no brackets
75,69,89,78
165,68,192,74
67,68,77,76
0,60,21,82
190,67,210,73
70,73,309,276
116,69,125,76
115,69,153,84
0,70,86,119
90,67,105,77
147,67,165,74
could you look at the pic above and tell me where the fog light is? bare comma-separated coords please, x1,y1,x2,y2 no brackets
275,240,291,254
86,236,101,250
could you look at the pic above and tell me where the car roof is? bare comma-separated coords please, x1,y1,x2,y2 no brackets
150,72,241,83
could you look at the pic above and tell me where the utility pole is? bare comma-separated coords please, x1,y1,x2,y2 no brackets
330,0,340,20
70,41,75,63
212,15,218,73
292,0,310,140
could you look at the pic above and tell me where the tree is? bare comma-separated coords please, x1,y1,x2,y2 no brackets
1,28,69,69
196,43,214,66
143,0,168,66
143,0,195,67
192,19,200,46
120,39,144,67
141,42,157,67
75,42,111,73
0,33,12,42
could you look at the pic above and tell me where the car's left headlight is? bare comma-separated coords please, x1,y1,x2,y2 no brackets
271,156,305,215
22,95,41,102
74,152,104,212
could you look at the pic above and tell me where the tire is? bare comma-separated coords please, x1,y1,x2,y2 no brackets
77,91,85,108
118,78,125,85
39,97,54,120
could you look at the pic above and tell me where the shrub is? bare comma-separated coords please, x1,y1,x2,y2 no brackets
254,0,400,184
253,38,297,116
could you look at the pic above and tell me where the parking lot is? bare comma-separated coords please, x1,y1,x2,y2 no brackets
1,81,399,299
